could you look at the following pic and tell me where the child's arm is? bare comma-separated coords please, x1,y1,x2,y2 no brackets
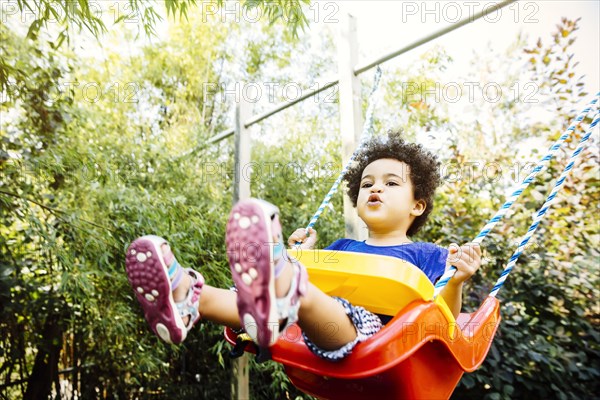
287,227,318,250
439,243,481,317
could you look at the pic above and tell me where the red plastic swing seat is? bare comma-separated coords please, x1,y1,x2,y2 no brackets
224,250,501,400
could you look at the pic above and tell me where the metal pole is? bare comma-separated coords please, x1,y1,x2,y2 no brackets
231,96,251,400
232,97,251,203
338,13,367,240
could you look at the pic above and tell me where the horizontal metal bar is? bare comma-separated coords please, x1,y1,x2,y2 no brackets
205,80,338,144
204,0,518,145
354,0,517,75
244,80,338,127
207,127,234,144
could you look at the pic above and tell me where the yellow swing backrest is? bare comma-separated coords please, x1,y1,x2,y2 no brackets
289,249,456,325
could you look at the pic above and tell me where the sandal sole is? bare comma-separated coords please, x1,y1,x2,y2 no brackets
226,200,279,348
125,236,186,344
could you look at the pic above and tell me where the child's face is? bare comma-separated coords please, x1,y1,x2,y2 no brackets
356,158,425,234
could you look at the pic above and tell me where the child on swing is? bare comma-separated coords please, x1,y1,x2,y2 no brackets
125,133,481,361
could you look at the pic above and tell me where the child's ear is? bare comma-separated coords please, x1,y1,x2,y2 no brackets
411,200,426,216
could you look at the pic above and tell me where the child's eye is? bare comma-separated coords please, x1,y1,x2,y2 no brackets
361,182,372,188
386,181,399,186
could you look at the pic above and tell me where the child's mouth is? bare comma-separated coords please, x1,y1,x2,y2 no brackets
367,194,382,206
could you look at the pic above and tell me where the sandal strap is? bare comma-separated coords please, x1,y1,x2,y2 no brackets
170,261,184,291
276,260,307,332
175,269,204,329
274,253,287,278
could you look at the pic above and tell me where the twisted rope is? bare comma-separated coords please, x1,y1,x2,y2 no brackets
302,66,383,234
490,110,599,296
433,92,600,297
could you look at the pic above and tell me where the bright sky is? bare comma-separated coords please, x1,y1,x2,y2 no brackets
340,1,599,95
6,0,596,127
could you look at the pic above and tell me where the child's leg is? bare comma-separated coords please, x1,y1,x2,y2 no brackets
226,199,381,355
198,286,240,329
161,242,241,329
296,283,359,350
274,249,358,349
125,236,241,344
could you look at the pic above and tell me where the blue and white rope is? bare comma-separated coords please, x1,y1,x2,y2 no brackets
433,92,600,297
302,67,383,235
490,110,599,296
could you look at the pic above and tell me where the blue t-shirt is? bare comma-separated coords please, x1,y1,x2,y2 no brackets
325,239,448,284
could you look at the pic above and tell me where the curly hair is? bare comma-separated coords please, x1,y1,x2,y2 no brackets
343,132,441,236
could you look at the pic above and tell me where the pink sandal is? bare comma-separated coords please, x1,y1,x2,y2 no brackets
225,199,307,349
125,235,204,344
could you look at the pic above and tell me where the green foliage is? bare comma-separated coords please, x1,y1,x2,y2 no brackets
436,19,599,400
1,5,320,398
0,0,311,94
1,5,597,400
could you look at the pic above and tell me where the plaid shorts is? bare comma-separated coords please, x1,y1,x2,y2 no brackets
302,297,383,361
